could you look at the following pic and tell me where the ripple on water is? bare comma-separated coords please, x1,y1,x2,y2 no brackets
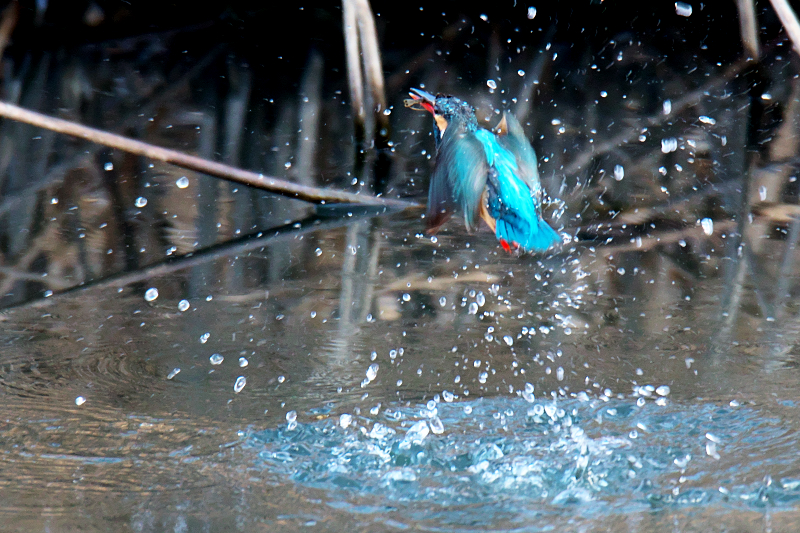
0,343,164,409
243,397,800,528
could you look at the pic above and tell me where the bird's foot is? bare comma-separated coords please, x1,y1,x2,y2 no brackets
499,239,520,254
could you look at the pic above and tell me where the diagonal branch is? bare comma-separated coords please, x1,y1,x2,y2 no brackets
770,0,800,57
0,101,418,209
0,214,376,313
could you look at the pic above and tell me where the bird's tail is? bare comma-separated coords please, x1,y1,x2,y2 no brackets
497,216,560,253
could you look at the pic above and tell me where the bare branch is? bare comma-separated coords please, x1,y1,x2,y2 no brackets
355,0,389,144
770,0,800,57
736,0,760,58
342,0,365,141
0,101,418,209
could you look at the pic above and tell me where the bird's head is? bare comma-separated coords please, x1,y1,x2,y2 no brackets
404,88,477,139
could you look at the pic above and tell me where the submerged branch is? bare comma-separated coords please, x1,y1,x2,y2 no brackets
0,214,377,313
0,101,417,209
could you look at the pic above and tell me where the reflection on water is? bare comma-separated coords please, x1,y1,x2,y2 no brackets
3,210,800,530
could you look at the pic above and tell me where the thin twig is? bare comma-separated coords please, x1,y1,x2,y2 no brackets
342,0,365,142
736,0,760,58
355,0,389,146
0,101,417,209
770,0,800,57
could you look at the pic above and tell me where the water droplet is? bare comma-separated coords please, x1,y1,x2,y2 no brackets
479,371,488,384
199,332,210,343
674,454,691,468
614,164,624,181
699,115,716,125
135,197,147,208
104,162,114,171
442,390,455,402
663,100,672,114
468,302,479,315
366,363,379,382
675,2,693,17
503,335,514,346
144,288,159,302
209,354,224,365
617,267,626,275
176,176,190,188
239,357,249,367
277,375,285,383
439,296,447,307
556,367,564,380
75,396,86,406
656,385,671,396
480,13,488,22
701,217,714,236
759,185,767,201
402,293,411,302
476,292,486,307
50,197,58,204
403,420,430,445
429,416,444,434
284,161,292,169
234,376,246,393
486,79,497,90
178,299,190,312
339,413,352,428
661,138,678,153
167,368,180,379
517,69,525,76
527,6,536,19
315,247,322,256
706,441,720,459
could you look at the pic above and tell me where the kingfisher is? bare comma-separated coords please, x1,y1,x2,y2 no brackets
405,88,560,253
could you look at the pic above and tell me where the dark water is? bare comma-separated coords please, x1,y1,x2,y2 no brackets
2,3,800,532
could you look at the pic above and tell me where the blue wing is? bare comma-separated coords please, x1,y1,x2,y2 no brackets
496,113,543,204
426,124,488,233
474,117,560,252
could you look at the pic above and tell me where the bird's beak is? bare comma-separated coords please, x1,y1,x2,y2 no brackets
404,87,436,115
